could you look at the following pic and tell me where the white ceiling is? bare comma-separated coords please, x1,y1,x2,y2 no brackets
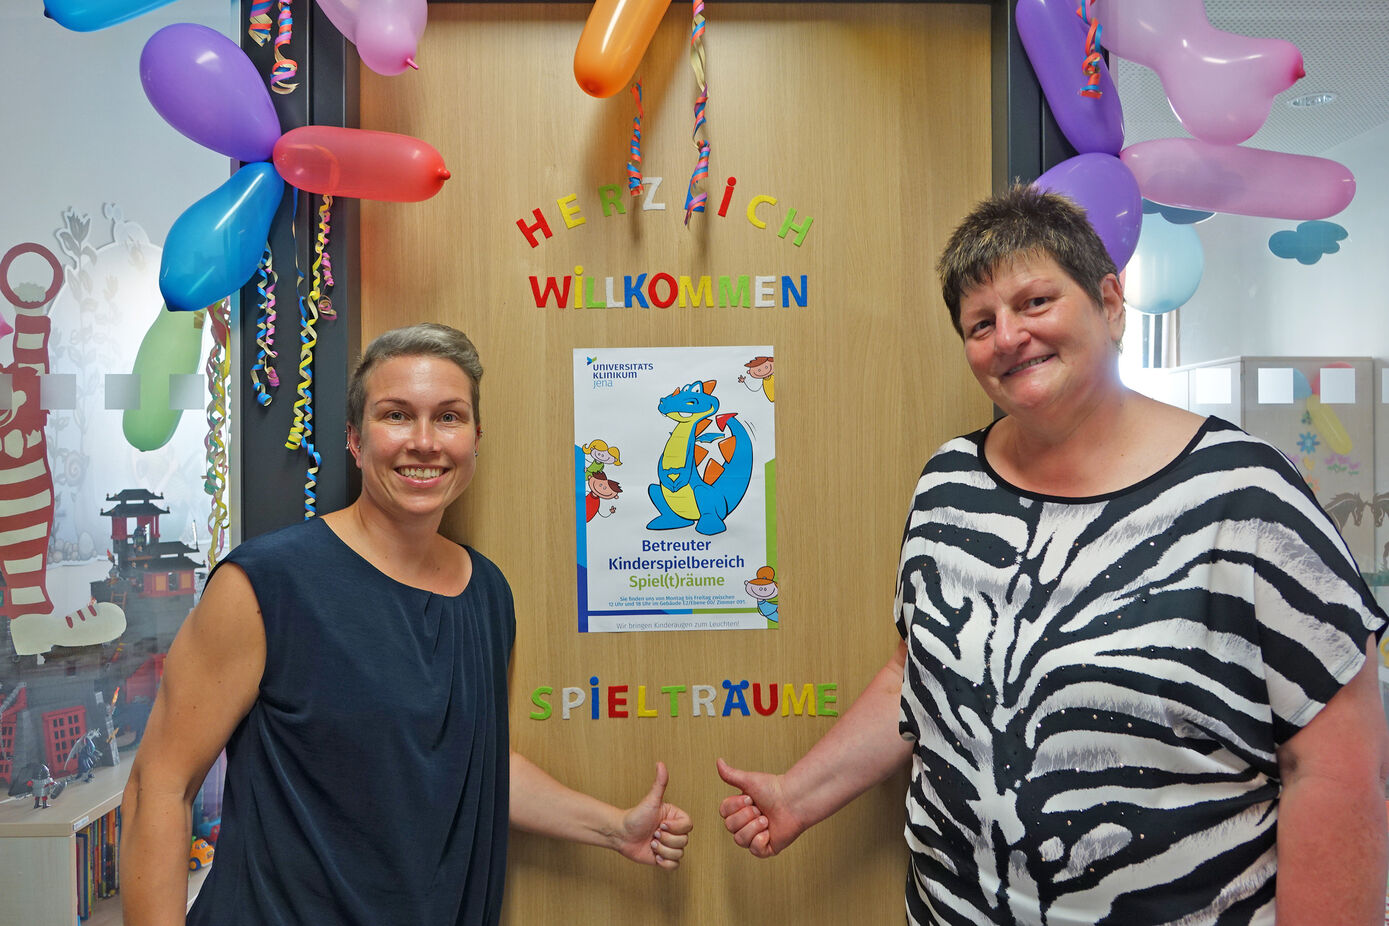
1111,0,1389,156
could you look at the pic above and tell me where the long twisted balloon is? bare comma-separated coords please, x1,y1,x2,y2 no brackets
627,81,645,195
251,246,278,406
683,0,709,225
203,298,231,567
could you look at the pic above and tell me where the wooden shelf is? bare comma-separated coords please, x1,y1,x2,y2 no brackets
0,756,130,836
0,751,207,924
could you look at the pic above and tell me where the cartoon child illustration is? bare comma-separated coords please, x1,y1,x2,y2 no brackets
585,471,622,522
582,439,623,477
744,566,779,624
737,355,774,402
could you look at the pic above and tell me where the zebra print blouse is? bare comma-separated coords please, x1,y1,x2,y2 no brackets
894,416,1385,926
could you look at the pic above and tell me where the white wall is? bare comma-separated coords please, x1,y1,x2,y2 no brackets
1178,121,1389,362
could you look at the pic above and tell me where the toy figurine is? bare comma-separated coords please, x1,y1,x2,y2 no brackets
27,764,59,809
66,729,102,782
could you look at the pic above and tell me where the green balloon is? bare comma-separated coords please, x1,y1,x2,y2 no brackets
122,305,206,452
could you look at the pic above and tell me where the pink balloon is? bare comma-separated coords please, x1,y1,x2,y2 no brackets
1097,0,1304,145
1121,138,1355,221
315,0,426,76
359,0,426,75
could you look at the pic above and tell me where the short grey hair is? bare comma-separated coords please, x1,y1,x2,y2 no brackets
936,184,1118,336
346,323,483,432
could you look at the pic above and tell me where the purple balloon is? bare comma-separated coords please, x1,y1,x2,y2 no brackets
1034,153,1143,270
1016,0,1124,155
140,23,281,163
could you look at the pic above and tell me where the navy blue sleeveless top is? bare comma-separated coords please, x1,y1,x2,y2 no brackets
187,517,513,926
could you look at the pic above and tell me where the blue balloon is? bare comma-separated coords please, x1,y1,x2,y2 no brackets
160,163,283,312
1124,211,1204,315
1292,369,1312,400
44,0,179,32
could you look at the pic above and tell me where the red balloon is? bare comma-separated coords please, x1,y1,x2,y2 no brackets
272,126,450,202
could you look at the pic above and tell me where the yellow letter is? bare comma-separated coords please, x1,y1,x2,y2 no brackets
782,682,815,716
746,194,777,229
557,194,587,229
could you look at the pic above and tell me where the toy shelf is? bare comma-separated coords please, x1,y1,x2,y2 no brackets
0,751,207,925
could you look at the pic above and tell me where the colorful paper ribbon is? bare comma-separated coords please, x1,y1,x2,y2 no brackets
284,191,321,518
249,0,298,94
627,81,645,196
1077,0,1104,99
310,195,335,321
251,245,279,406
203,298,231,568
683,0,709,225
248,0,272,45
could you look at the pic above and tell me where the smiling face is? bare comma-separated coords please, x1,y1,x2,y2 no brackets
347,354,479,526
958,253,1125,424
587,474,619,499
744,580,778,600
747,360,773,379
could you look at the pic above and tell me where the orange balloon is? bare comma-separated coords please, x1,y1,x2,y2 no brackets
272,126,450,202
573,0,672,98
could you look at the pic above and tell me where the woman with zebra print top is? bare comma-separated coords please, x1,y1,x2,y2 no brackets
718,186,1388,924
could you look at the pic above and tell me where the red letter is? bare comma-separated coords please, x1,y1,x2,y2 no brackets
607,684,629,718
528,275,572,308
718,176,737,217
752,682,779,716
648,273,677,308
516,208,553,248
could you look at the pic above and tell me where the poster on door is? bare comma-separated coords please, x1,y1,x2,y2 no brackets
573,346,778,633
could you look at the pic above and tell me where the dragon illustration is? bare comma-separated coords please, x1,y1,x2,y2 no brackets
646,380,752,536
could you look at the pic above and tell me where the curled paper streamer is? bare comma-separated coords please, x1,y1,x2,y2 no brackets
283,192,321,517
249,0,297,93
1077,1,1103,98
628,81,645,196
270,1,299,94
683,0,709,225
251,246,278,406
248,0,272,44
285,193,317,453
310,195,335,321
204,298,232,568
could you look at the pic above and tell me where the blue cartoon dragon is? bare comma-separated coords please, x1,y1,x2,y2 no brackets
646,380,752,536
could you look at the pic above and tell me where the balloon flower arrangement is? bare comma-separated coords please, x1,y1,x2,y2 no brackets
43,0,446,538
1014,0,1355,316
